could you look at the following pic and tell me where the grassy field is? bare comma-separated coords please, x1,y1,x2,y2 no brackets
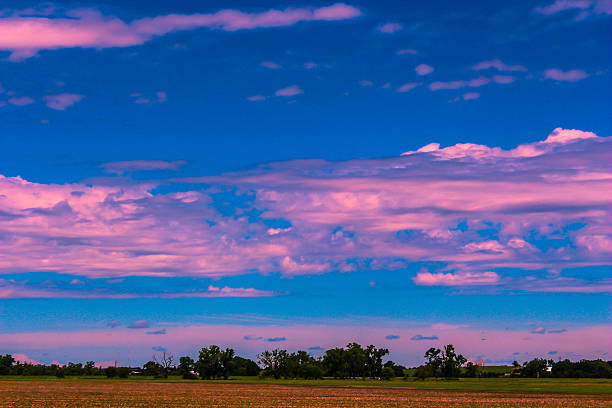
3,376,612,393
0,377,611,407
1,379,611,407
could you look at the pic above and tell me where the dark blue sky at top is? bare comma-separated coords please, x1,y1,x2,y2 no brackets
1,0,610,184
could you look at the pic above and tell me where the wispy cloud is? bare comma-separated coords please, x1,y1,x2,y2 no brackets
107,320,120,328
411,334,439,340
101,160,187,174
43,93,84,110
8,96,34,106
377,22,403,33
413,271,500,286
396,49,418,55
462,92,480,100
396,82,419,92
247,94,267,102
473,59,527,72
275,85,303,97
385,334,400,340
267,336,287,342
131,91,167,104
0,4,363,61
146,328,166,335
430,77,490,90
544,69,589,82
534,0,592,15
415,64,434,76
0,279,278,299
128,320,151,329
260,61,282,69
243,335,263,341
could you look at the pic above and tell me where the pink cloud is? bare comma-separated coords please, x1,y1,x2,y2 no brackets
281,256,330,275
492,75,516,84
206,285,277,297
303,62,317,69
377,22,403,33
473,59,527,72
0,279,277,299
544,68,589,82
396,82,419,92
429,77,490,90
131,91,167,104
101,160,187,174
462,92,480,100
275,85,303,97
95,361,118,369
543,127,598,144
260,61,281,69
359,80,373,87
0,128,609,285
402,128,599,160
12,353,43,365
0,4,363,61
8,96,34,106
534,0,593,15
413,271,500,286
247,94,266,101
43,93,84,110
396,49,417,55
415,64,434,76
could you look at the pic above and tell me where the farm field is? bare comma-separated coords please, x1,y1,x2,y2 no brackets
0,379,611,407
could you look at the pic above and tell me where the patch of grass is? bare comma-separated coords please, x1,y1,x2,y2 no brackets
2,376,611,393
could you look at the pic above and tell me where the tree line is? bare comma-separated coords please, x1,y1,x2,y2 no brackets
1,344,611,379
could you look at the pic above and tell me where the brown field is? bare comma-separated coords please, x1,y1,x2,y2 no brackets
1,380,611,407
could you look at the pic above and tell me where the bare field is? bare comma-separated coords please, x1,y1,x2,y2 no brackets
1,380,611,408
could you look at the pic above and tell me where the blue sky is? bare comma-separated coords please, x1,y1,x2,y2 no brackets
0,0,610,366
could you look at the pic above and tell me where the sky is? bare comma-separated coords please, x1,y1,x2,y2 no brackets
0,0,610,367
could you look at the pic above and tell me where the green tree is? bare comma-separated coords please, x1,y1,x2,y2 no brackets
196,345,235,379
178,356,196,379
84,361,96,375
424,347,443,376
229,356,260,376
0,355,15,375
366,345,389,377
117,367,130,378
522,358,553,378
424,345,467,378
257,349,289,379
384,360,405,377
142,361,162,377
345,343,367,378
105,366,117,378
322,347,348,378
381,366,395,380
413,365,433,380
440,344,467,378
464,362,478,377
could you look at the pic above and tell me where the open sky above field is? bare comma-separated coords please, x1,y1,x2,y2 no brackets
0,0,610,367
